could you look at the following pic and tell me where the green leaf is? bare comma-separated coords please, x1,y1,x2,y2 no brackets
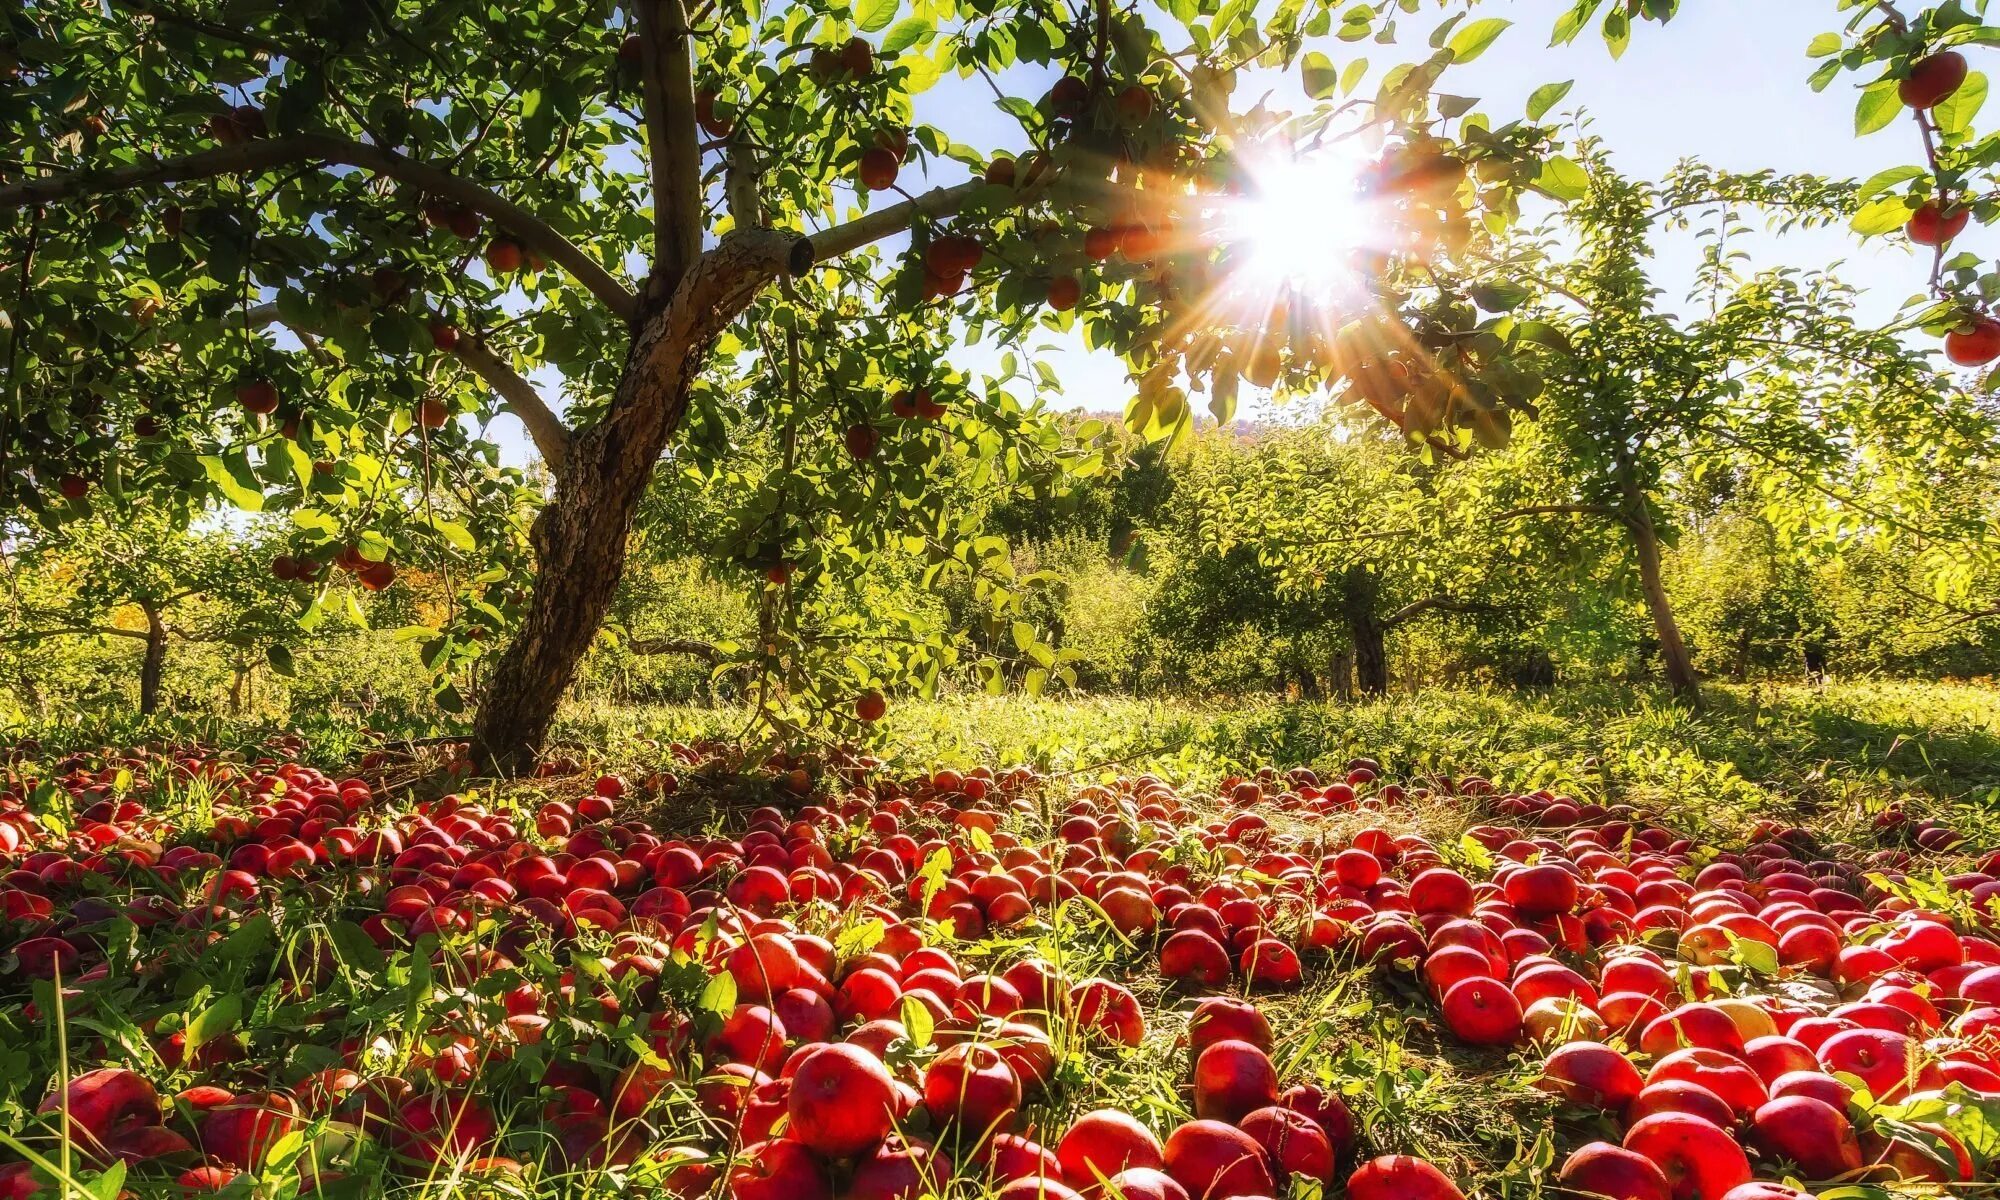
1533,155,1590,202
328,920,386,975
1856,164,1929,201
1806,31,1843,57
1302,50,1339,99
699,971,737,1015
264,643,296,678
427,517,476,552
881,16,933,55
197,455,265,511
1727,932,1779,976
900,993,935,1048
856,0,897,32
185,994,241,1053
1602,8,1630,58
86,1162,125,1200
1855,78,1903,135
1850,194,1917,236
1936,71,1988,136
1448,17,1511,63
1549,0,1596,45
1526,79,1573,121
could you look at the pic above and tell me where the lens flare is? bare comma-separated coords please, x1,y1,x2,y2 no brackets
1220,146,1382,305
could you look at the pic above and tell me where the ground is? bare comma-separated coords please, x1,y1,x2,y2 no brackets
2,681,1998,1199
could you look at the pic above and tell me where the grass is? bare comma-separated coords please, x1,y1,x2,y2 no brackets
548,680,2000,847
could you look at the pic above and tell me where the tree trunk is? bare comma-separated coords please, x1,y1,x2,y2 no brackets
138,603,166,716
470,424,667,773
1621,480,1702,710
1341,568,1388,697
1329,647,1354,701
467,232,811,774
1731,626,1752,683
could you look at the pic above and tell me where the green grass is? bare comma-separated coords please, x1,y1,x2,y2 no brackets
550,681,2000,847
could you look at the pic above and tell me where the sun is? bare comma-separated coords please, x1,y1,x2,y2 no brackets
1219,144,1382,305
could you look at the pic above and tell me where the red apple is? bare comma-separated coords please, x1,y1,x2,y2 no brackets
1558,1142,1670,1200
1749,1095,1862,1180
1621,1113,1752,1200
1346,1155,1465,1200
787,1044,897,1158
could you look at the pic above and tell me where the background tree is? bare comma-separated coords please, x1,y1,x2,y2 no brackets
0,508,303,713
1464,148,1997,707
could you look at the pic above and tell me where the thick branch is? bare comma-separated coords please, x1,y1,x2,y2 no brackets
453,335,573,471
637,0,704,294
0,134,637,322
809,181,981,262
244,302,573,470
110,0,302,56
1381,595,1503,630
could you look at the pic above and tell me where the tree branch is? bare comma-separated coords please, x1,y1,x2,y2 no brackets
1381,595,1504,630
0,626,151,644
1494,504,1621,521
627,636,725,660
453,335,573,471
109,0,303,56
244,302,573,471
637,0,704,296
809,181,982,262
0,134,637,322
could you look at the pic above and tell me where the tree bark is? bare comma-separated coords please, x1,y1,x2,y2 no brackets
1621,478,1702,710
1329,646,1354,701
1341,568,1388,697
138,603,166,715
1731,626,1752,683
469,230,808,773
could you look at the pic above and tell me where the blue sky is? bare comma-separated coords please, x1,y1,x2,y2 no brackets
485,0,1949,459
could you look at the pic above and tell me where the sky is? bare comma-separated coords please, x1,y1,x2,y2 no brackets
482,0,1949,461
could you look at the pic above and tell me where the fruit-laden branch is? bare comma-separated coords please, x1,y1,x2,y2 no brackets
1380,595,1505,630
808,181,981,262
243,302,574,470
0,134,638,322
627,636,724,660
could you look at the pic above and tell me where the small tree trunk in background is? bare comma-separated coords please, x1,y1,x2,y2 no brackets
228,658,247,715
1342,568,1388,696
1731,626,1752,683
138,603,166,716
1621,480,1702,710
1329,647,1355,701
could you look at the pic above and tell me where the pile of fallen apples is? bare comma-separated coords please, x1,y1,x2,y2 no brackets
1,743,1998,1200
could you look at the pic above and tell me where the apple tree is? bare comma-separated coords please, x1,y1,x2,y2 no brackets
0,505,309,714
1466,148,1998,707
4,0,1579,768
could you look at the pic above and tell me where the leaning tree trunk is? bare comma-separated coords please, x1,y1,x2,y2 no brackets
1341,568,1389,697
138,603,166,716
468,234,798,774
470,401,680,773
1621,482,1702,710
